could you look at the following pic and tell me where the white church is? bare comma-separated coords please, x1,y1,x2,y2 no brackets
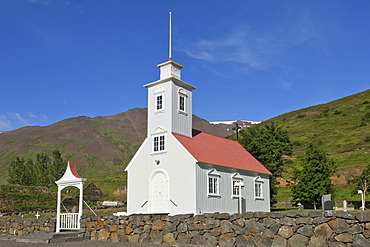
125,57,272,215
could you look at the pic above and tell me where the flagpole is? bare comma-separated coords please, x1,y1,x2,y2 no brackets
169,12,172,60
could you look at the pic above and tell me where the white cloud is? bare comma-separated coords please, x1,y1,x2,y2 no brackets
0,115,12,130
9,112,29,126
0,112,48,130
177,20,320,70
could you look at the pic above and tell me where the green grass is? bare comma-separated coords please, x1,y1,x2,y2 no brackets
0,185,56,212
275,184,366,202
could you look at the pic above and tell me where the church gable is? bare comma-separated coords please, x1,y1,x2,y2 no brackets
152,127,167,135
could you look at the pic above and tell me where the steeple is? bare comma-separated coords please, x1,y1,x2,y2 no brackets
144,13,196,138
144,60,195,138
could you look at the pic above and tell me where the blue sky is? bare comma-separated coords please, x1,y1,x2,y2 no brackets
1,0,369,131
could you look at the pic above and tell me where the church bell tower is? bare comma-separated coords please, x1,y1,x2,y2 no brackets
144,12,196,138
144,59,196,138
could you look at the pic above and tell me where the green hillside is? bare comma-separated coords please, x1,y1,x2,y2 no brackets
265,89,369,168
259,89,370,201
0,108,230,200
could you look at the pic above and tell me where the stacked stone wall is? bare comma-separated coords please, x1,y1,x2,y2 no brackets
2,211,370,246
0,218,55,236
79,211,370,246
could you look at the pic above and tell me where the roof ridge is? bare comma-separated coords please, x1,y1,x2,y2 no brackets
197,131,238,143
173,131,238,144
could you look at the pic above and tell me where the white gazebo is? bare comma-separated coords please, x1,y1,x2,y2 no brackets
55,161,86,232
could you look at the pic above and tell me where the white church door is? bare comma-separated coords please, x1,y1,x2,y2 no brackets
150,170,169,213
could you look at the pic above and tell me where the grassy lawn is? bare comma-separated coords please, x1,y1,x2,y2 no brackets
275,184,365,203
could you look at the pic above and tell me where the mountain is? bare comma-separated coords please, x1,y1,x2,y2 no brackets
0,108,231,193
209,120,261,134
1,89,368,198
261,89,370,185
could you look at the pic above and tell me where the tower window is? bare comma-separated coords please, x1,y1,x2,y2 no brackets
156,95,163,111
179,95,185,111
178,89,187,114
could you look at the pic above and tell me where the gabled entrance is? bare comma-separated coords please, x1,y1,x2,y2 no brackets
55,161,86,232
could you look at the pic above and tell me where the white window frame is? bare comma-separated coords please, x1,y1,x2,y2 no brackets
151,128,167,154
154,87,165,114
207,169,221,197
231,173,243,198
178,89,187,115
179,95,185,111
254,176,264,200
153,135,165,152
156,94,163,111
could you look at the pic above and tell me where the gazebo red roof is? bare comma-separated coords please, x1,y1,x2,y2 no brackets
69,161,82,178
173,132,271,175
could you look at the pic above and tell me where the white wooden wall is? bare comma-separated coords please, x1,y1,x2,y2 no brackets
126,134,197,215
146,81,193,138
195,164,270,214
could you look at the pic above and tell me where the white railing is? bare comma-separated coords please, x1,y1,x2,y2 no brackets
60,213,79,230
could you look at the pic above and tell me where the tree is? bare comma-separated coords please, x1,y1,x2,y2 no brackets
239,122,292,200
7,156,33,186
348,163,370,205
7,150,67,188
291,143,336,209
34,152,51,186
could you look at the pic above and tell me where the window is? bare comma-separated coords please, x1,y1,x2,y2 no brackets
179,95,185,111
159,135,165,151
156,95,163,111
154,87,165,113
207,169,221,197
231,173,243,197
209,176,219,195
153,135,165,152
255,183,262,198
178,89,187,114
232,179,241,196
254,176,263,199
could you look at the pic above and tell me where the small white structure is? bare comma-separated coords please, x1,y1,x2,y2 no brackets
55,161,86,232
125,57,271,215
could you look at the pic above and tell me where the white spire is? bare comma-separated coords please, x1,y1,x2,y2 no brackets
169,11,172,60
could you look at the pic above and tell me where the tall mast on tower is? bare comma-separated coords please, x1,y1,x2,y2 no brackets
169,12,172,61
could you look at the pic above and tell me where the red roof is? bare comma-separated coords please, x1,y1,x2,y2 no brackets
173,132,271,175
69,161,82,178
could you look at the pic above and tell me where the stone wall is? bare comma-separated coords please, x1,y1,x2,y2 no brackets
2,211,370,246
79,211,370,246
0,218,55,236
